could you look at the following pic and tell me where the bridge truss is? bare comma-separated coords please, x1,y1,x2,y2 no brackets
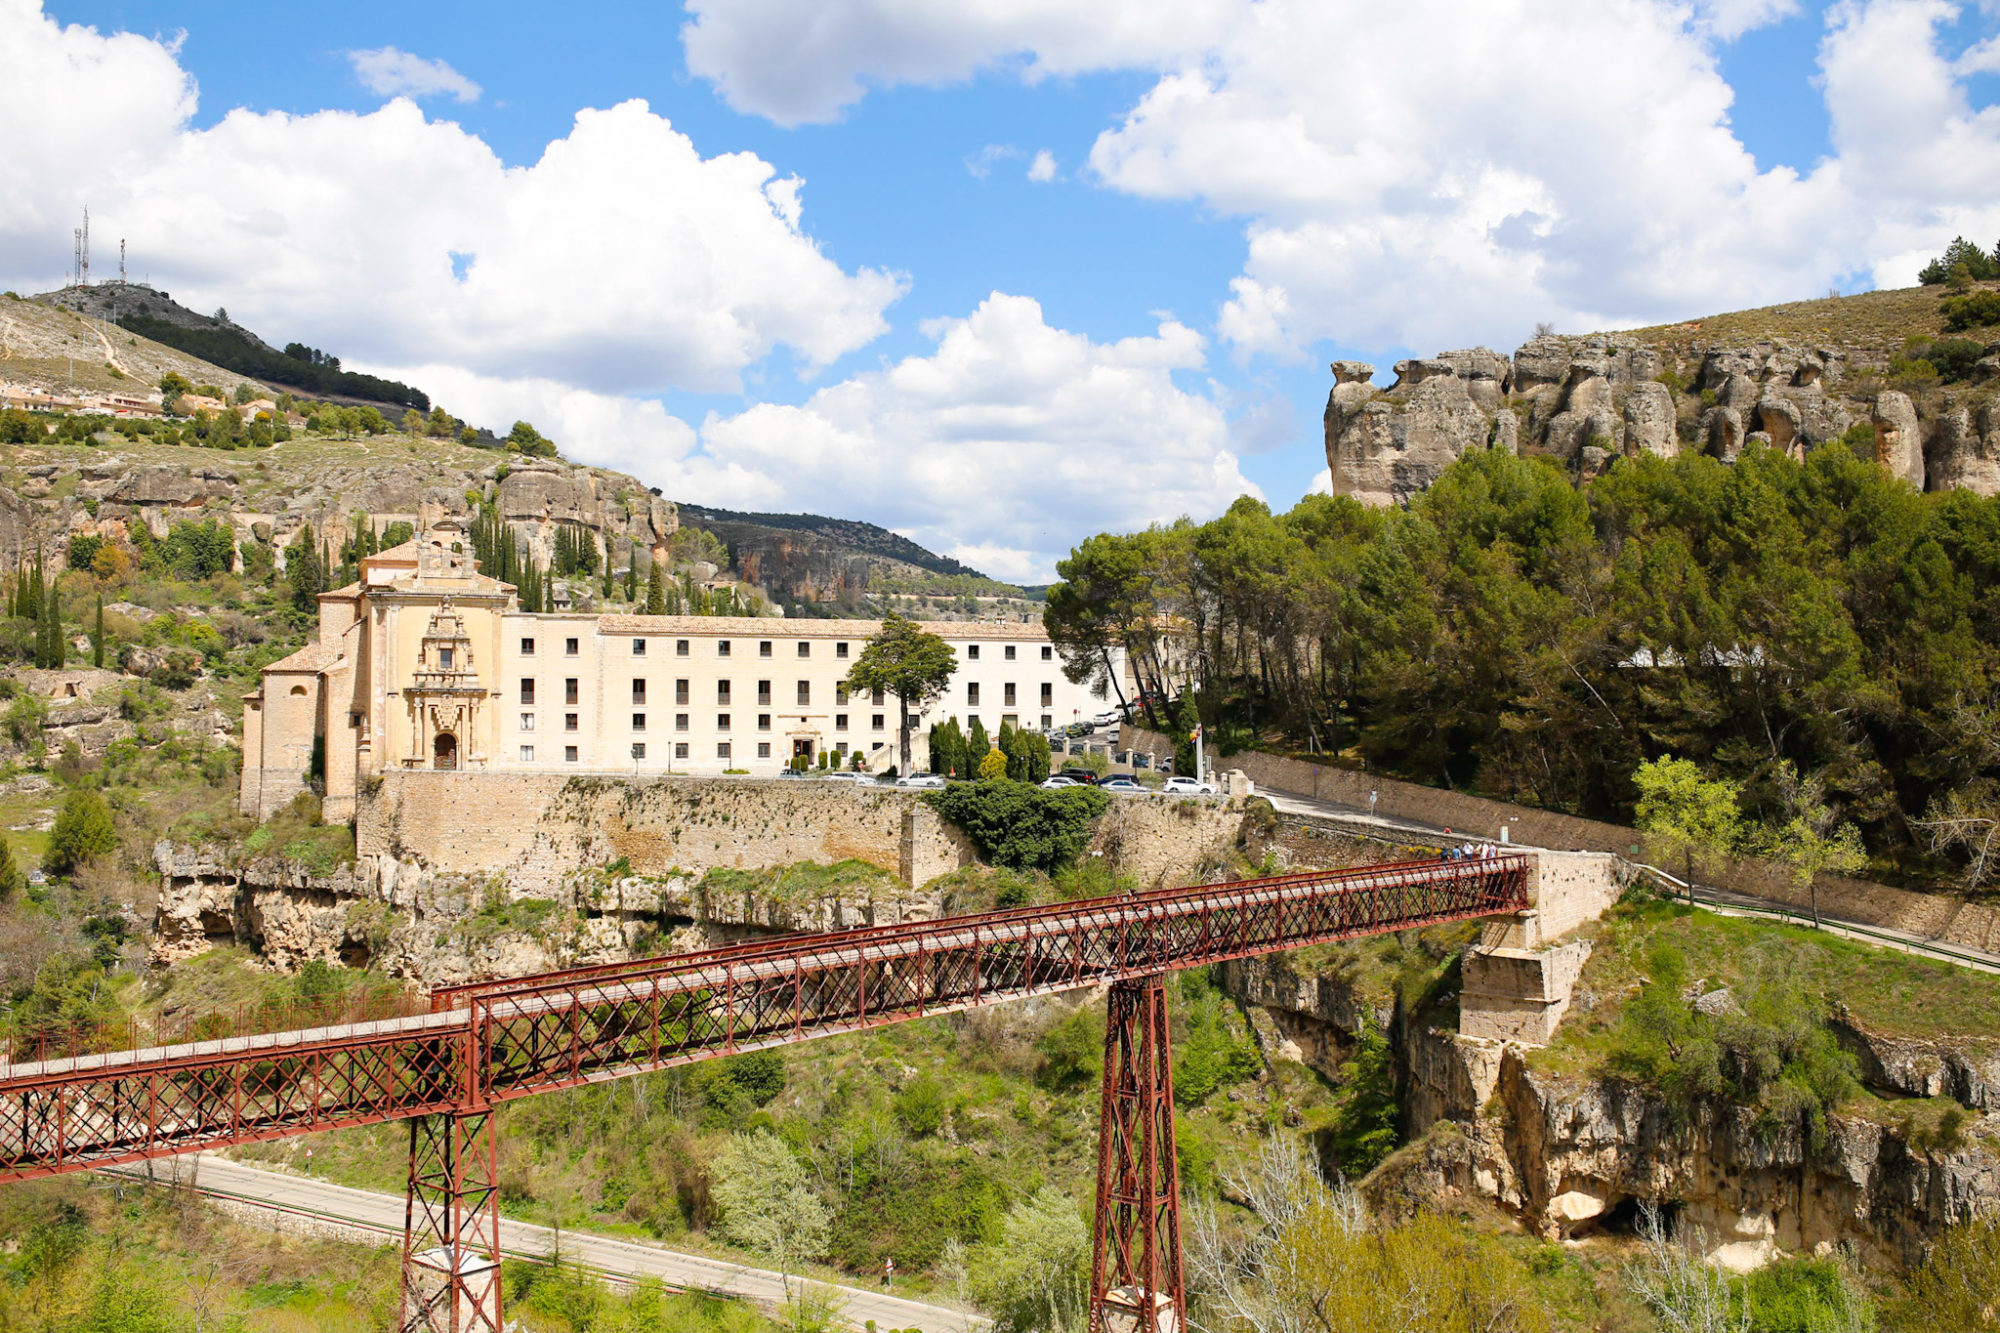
0,853,1528,1331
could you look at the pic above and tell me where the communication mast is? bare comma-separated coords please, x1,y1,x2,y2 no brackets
71,207,90,287
120,238,127,284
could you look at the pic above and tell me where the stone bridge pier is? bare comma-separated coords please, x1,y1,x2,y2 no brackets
1460,850,1624,1045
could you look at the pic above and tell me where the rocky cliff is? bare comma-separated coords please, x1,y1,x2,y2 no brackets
1325,287,2000,503
1223,949,2000,1270
0,437,676,580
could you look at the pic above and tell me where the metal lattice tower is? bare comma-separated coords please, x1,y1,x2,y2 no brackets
72,207,89,287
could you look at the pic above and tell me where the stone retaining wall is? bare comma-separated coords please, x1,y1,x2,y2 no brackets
1128,727,2000,954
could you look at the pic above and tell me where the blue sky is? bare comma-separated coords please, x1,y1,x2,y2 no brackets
10,0,2000,580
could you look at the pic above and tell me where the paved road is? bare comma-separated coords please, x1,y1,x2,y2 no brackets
1260,786,2000,973
107,1154,979,1332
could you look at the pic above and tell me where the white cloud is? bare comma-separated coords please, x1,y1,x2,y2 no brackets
1027,149,1057,182
0,4,903,402
684,0,2000,358
680,0,1237,125
1306,466,1332,496
347,47,481,103
965,143,1022,179
691,294,1255,582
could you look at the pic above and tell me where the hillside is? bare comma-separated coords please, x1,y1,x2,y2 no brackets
1324,281,2000,505
678,502,1043,619
36,283,429,411
0,289,269,400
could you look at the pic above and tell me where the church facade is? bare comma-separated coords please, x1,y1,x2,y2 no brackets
240,521,1117,822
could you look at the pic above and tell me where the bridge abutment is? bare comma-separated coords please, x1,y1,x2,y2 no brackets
1460,851,1623,1046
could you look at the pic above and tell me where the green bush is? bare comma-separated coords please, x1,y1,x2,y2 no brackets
1745,1254,1875,1333
1940,288,2000,331
45,789,117,876
922,780,1109,871
893,1075,948,1137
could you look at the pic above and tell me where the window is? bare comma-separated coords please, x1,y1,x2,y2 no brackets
757,714,771,731
633,743,647,760
632,679,647,705
674,742,688,759
836,683,850,706
439,648,454,669
1002,714,1018,729
566,678,579,705
792,680,810,706
632,638,646,656
967,683,980,706
1041,683,1053,707
871,686,884,705
520,680,535,705
565,745,578,763
757,680,772,705
565,713,578,732
717,713,731,731
968,645,980,660
1005,645,1016,661
836,741,849,757
717,742,732,759
871,714,885,731
759,640,773,658
718,640,732,657
676,639,690,657
797,641,810,658
566,637,579,656
520,745,534,762
717,680,731,704
676,679,690,704
521,637,536,655
1004,683,1017,706
520,713,535,731
835,713,849,731
757,742,771,759
1041,714,1053,731
632,713,647,732
675,713,689,732
1042,645,1053,661
836,642,849,658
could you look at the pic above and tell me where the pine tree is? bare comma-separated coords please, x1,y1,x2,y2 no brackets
0,833,24,899
646,561,667,615
91,592,104,669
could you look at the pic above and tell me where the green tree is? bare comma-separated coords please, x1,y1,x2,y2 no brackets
1633,754,1744,905
624,546,638,602
978,747,1009,780
46,788,117,876
91,592,104,669
646,560,667,615
709,1132,832,1298
1757,760,1868,928
966,716,990,771
923,781,1109,871
964,1188,1090,1333
844,612,960,775
0,834,24,899
1888,1216,2000,1332
287,524,321,613
1173,693,1200,778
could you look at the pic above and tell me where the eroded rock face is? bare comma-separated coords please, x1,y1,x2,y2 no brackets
1623,382,1678,458
1325,368,1491,505
1874,391,1925,488
1926,403,2000,495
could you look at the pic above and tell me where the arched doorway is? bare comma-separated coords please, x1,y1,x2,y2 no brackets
432,732,458,771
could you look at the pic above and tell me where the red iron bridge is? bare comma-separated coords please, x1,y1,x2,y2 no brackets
0,853,1530,1333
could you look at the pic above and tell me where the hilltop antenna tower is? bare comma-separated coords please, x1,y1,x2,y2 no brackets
71,207,90,287
119,238,126,284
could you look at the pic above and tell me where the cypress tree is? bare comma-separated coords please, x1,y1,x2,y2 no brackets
624,548,637,601
644,561,665,615
92,592,104,669
40,584,61,668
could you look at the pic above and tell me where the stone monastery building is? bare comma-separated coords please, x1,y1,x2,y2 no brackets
240,520,1116,821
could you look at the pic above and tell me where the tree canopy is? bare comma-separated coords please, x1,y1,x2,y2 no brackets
846,612,958,775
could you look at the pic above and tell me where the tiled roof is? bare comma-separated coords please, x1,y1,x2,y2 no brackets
592,614,1049,640
263,640,344,673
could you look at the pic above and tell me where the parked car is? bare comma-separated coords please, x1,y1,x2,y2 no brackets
895,772,947,789
1066,722,1095,737
1056,768,1100,785
1040,775,1082,789
1093,709,1121,727
820,770,867,784
777,767,808,779
1162,776,1216,795
1098,776,1144,793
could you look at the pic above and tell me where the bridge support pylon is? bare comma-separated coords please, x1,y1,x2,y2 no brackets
1088,975,1185,1333
400,1109,503,1333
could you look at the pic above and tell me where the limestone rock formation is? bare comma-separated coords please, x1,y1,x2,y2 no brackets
1622,381,1677,457
1873,391,1925,488
1324,357,1500,505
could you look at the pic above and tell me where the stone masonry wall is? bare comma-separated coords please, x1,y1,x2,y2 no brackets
358,772,979,892
1129,727,2000,953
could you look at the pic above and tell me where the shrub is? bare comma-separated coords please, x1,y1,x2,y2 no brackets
1940,288,2000,331
45,789,118,876
3,693,47,745
893,1075,948,1137
923,780,1109,871
1745,1255,1875,1333
1888,1217,2000,1332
